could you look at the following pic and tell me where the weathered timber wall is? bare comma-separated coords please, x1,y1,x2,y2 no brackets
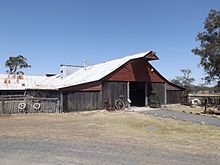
61,81,102,92
0,97,59,115
63,91,102,112
0,90,25,96
151,83,165,104
102,81,127,109
166,90,182,104
27,90,60,98
145,82,153,106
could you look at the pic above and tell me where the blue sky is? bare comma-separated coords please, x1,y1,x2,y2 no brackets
0,0,219,85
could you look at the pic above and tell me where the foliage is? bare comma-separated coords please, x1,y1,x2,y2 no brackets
170,79,182,87
214,81,220,93
192,9,220,84
5,55,31,75
171,69,218,93
171,68,195,92
191,84,215,93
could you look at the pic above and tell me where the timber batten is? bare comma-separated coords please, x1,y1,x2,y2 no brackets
102,81,127,109
166,90,183,104
0,96,59,114
61,81,102,92
63,91,102,112
151,83,166,104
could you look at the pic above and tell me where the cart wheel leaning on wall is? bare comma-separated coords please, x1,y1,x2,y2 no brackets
33,102,41,112
18,102,26,112
115,99,125,110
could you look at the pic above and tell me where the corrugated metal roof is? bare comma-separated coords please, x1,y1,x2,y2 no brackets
33,51,152,90
0,74,47,90
34,74,61,90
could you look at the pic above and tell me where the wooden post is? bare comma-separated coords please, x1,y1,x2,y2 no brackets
24,97,28,113
127,82,131,109
0,100,4,115
2,100,5,114
204,97,208,114
145,83,148,107
164,83,167,104
60,92,63,113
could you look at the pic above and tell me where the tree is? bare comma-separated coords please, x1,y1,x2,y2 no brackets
192,9,220,84
170,79,182,87
5,55,31,75
171,68,195,92
214,81,220,93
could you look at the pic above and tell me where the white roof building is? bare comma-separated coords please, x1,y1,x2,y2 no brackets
0,74,48,90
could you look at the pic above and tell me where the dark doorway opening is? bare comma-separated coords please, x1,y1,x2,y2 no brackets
129,82,145,106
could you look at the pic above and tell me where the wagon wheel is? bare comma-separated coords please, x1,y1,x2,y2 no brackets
18,102,26,112
115,99,125,110
33,103,41,112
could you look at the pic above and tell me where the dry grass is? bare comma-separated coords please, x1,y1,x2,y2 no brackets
0,110,220,156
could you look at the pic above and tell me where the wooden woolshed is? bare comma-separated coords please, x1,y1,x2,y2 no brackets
57,51,184,112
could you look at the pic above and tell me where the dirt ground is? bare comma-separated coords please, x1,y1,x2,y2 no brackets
0,110,220,164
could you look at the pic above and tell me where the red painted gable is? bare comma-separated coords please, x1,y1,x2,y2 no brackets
104,59,165,82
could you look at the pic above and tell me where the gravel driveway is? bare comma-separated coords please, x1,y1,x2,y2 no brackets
0,137,219,165
143,109,220,127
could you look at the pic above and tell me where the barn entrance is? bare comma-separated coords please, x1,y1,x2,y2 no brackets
129,82,145,106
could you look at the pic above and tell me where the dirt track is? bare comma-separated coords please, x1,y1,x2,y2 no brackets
0,111,220,164
1,137,218,165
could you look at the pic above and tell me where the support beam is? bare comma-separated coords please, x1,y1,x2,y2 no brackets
164,83,167,104
145,83,148,107
127,82,131,109
60,92,63,113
